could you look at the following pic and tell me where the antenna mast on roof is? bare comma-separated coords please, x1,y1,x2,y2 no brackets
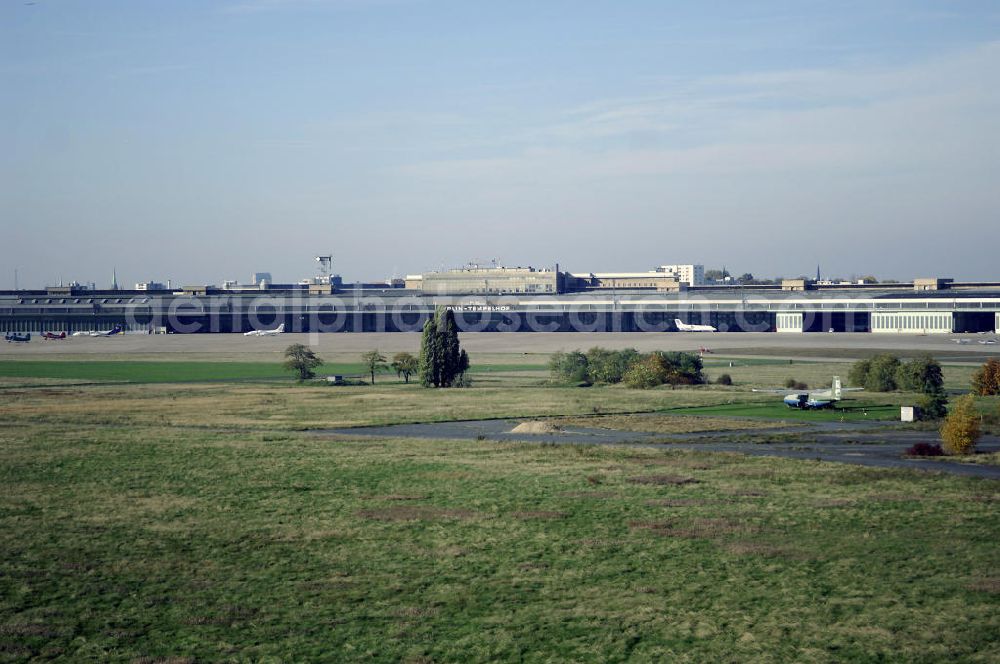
315,255,333,284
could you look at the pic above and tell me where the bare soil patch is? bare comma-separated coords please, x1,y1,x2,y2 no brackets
725,541,795,558
630,517,758,539
813,498,856,508
510,510,568,520
725,489,769,497
560,490,617,499
627,475,700,486
645,498,730,507
357,506,480,521
966,578,1000,594
625,456,717,470
866,493,925,503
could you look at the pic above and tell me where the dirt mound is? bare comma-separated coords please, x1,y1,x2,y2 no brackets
510,421,563,434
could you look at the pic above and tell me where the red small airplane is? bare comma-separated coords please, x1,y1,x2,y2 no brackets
42,331,67,340
699,346,713,355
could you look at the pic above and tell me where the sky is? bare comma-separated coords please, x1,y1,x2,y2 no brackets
2,0,999,288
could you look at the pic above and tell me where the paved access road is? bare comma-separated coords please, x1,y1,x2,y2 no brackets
317,419,1000,480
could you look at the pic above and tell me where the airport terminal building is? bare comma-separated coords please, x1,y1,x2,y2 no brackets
2,268,999,335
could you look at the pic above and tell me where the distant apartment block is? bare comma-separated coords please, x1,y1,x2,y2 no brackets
656,264,705,286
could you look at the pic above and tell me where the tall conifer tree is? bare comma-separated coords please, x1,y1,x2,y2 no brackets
419,308,468,388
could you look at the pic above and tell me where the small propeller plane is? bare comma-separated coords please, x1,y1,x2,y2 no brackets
42,331,67,340
244,323,285,337
5,332,31,343
752,376,863,409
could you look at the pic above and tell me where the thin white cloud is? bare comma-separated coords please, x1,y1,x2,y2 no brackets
397,41,1000,181
221,0,417,14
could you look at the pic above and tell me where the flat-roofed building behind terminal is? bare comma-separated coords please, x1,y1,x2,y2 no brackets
419,266,562,295
566,272,685,291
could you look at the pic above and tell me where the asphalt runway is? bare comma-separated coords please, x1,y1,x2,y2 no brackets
318,419,1000,480
2,331,998,362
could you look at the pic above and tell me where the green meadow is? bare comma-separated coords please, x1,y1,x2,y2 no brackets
0,353,997,661
0,360,543,385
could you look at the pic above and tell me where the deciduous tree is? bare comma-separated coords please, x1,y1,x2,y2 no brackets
283,343,323,381
362,349,388,385
897,354,944,394
972,358,1000,396
850,354,900,391
391,352,419,384
940,394,981,455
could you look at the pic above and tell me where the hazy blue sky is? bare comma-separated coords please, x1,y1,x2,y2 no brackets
2,0,999,288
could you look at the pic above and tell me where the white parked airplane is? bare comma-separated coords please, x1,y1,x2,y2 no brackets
71,325,123,338
244,323,285,337
753,376,864,409
674,319,717,332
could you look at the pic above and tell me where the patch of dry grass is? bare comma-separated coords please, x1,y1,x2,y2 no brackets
627,474,700,486
0,380,779,431
938,451,1000,466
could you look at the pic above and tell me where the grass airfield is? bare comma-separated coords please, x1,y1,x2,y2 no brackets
1,333,998,661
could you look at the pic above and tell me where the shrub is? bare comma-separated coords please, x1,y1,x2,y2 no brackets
716,373,733,386
940,394,982,455
784,377,797,388
851,354,900,391
916,390,949,420
549,350,590,384
905,442,944,457
586,347,639,384
649,351,704,385
620,351,705,389
868,354,901,391
848,359,871,389
784,378,807,390
897,354,944,394
971,358,1000,396
623,356,664,389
